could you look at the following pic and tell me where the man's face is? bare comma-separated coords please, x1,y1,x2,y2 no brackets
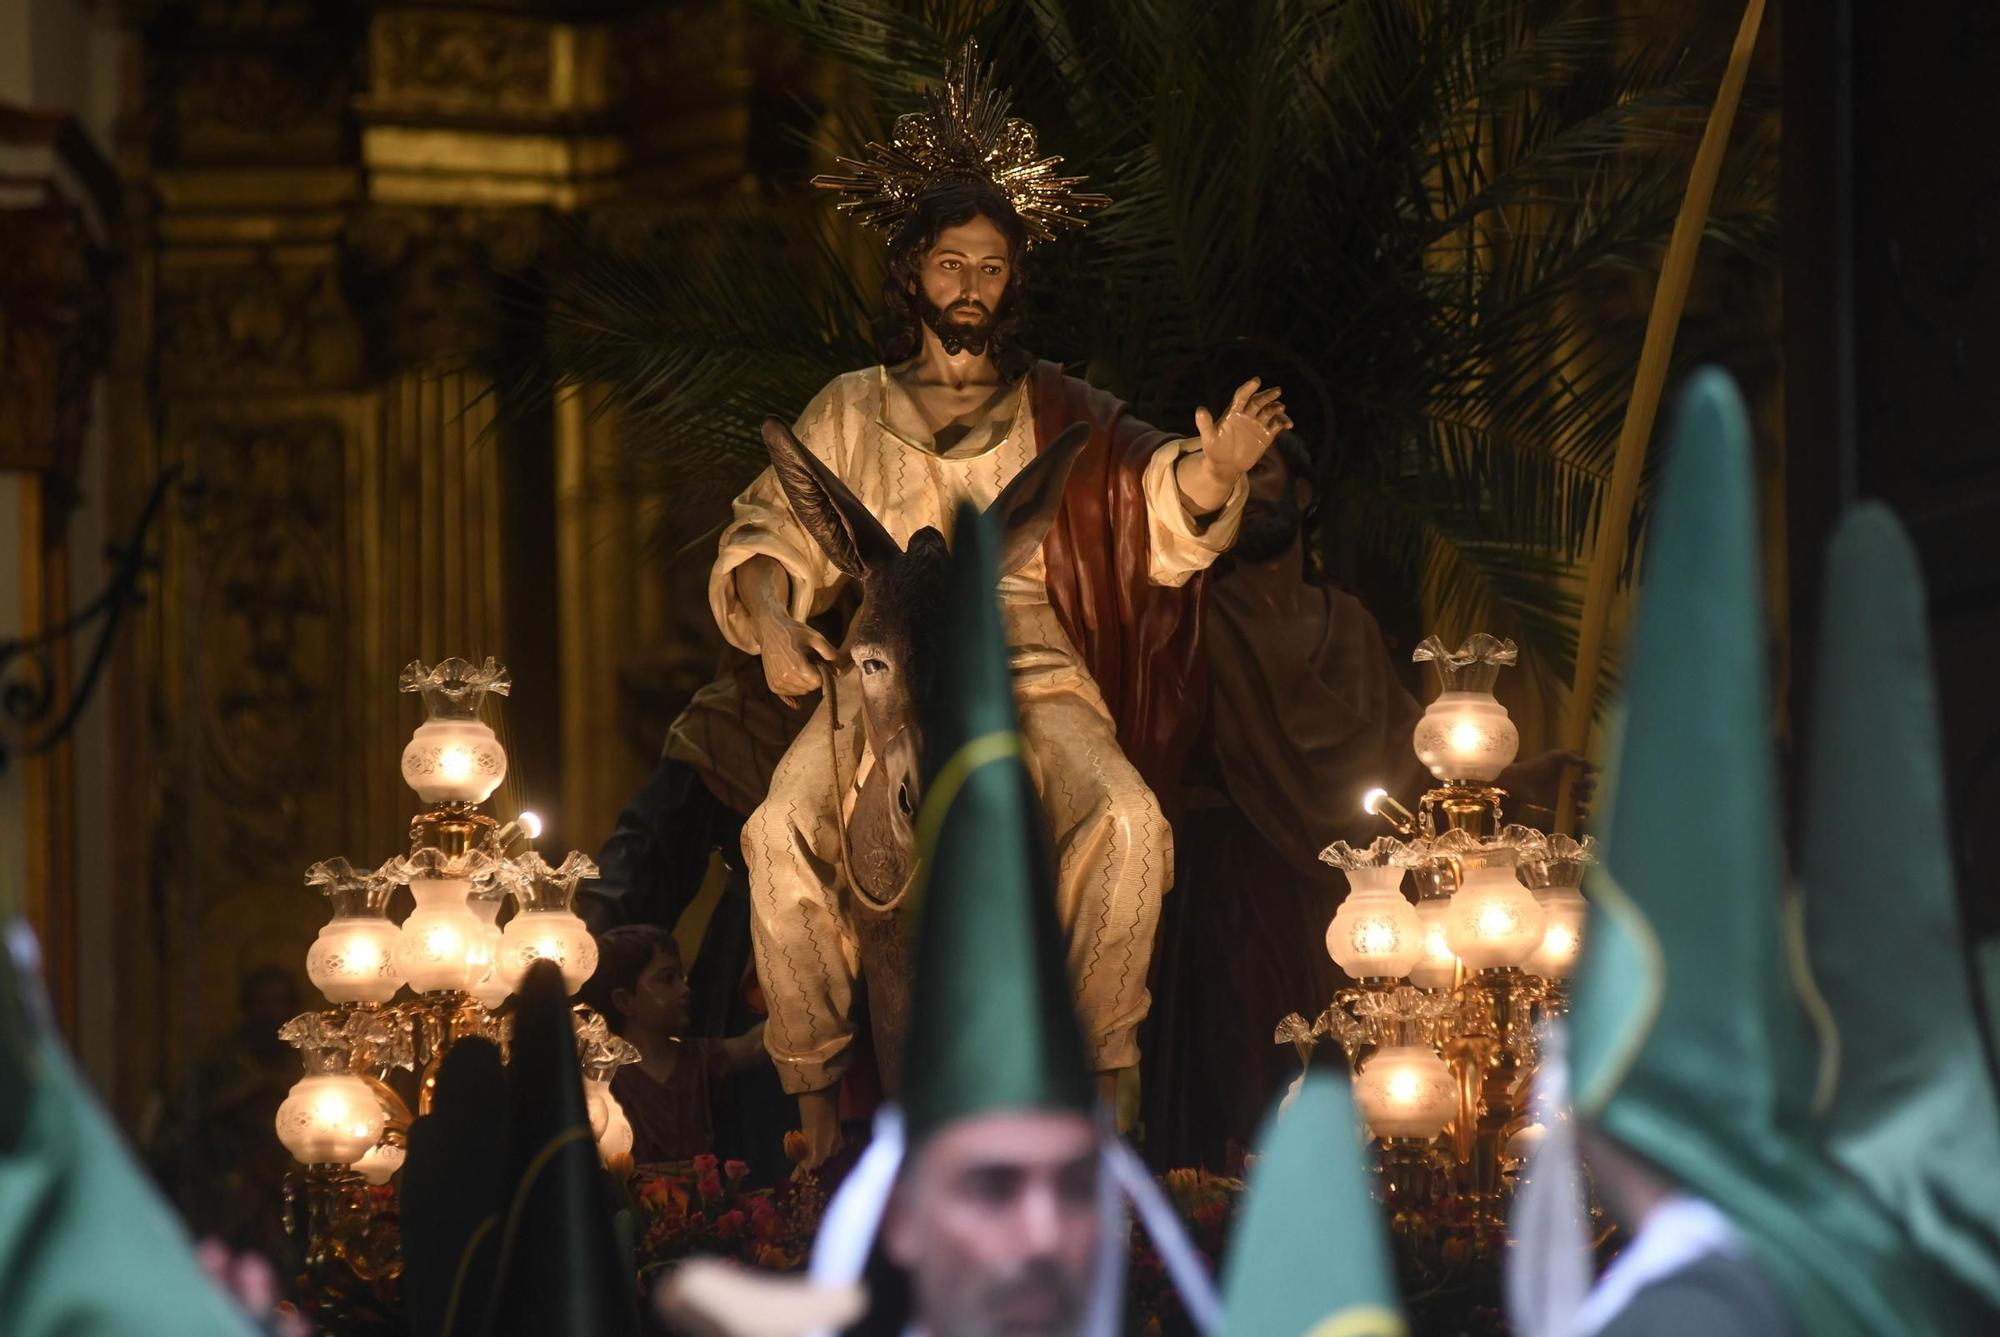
913,214,1014,355
884,1110,1100,1337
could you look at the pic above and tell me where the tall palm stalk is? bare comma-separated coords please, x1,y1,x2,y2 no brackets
499,0,1776,705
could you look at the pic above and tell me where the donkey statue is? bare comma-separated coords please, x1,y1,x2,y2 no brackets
757,414,1090,1093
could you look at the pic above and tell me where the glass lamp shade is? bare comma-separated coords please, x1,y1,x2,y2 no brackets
500,912,598,995
1354,1044,1456,1140
1506,1122,1548,1162
497,851,602,996
395,877,490,993
401,717,507,806
304,858,405,1005
1325,867,1423,979
307,919,403,1005
276,1072,385,1165
399,657,512,805
1444,851,1545,970
584,1075,634,1166
1527,885,1588,979
1412,691,1520,783
353,1139,406,1186
466,897,510,1010
1409,898,1460,990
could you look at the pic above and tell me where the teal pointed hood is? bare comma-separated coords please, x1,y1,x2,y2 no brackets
1800,503,2000,1323
1566,370,1921,1337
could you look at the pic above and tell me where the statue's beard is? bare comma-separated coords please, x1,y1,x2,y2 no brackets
919,292,1001,356
1233,494,1302,563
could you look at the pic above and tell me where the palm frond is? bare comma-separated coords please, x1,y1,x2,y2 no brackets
470,0,1777,697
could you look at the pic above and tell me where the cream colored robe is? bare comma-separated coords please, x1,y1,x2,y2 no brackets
714,367,1246,1092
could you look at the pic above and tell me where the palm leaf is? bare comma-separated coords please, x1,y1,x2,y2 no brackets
474,0,1775,708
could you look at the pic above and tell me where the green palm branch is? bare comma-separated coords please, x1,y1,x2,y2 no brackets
490,0,1775,706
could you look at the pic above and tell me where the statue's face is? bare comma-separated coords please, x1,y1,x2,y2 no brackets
884,1109,1100,1337
915,213,1015,336
1235,448,1306,562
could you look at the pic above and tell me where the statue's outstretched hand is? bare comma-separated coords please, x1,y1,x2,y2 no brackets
1194,377,1292,482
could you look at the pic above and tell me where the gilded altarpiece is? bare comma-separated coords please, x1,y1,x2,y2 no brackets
107,0,766,1126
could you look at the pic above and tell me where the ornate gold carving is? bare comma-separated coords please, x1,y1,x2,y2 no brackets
0,199,107,499
168,411,345,870
368,11,564,117
157,257,362,390
170,49,350,161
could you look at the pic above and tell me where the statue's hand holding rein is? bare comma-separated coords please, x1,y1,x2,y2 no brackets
757,608,840,708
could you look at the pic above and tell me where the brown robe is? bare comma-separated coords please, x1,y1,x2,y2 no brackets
1143,575,1427,1169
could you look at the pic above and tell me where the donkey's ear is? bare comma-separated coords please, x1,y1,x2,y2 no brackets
987,420,1089,577
762,416,900,579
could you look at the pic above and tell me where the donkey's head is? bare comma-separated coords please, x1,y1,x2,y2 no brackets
759,416,1089,870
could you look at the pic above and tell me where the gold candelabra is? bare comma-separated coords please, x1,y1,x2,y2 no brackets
274,657,636,1292
1277,635,1593,1254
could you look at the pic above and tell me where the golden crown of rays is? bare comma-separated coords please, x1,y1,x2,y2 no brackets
811,40,1110,245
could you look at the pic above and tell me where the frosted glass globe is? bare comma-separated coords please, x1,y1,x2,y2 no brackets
585,1076,634,1167
275,1072,385,1165
1444,857,1545,971
395,877,489,993
499,911,598,996
1324,866,1422,979
353,1140,406,1186
306,918,404,1005
1528,884,1588,979
1408,898,1461,990
1412,691,1519,782
466,897,511,1010
401,717,507,806
1355,1044,1456,1140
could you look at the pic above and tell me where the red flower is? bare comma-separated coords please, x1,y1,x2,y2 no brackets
715,1210,748,1240
723,1159,749,1182
1191,1200,1228,1232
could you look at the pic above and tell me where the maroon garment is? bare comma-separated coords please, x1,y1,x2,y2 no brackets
1031,361,1210,815
613,1039,733,1166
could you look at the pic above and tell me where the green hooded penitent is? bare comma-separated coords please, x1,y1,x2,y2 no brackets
1565,370,1922,1337
0,922,256,1334
900,500,1095,1145
1219,1075,1406,1337
1800,503,2000,1326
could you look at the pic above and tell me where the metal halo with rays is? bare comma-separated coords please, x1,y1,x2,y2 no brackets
811,39,1109,245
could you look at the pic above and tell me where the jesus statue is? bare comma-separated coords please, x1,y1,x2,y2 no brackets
715,44,1290,1167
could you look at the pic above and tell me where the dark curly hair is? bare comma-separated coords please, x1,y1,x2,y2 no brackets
881,180,1034,381
579,924,679,1035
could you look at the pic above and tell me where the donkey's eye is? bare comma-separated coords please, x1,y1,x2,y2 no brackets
861,658,889,677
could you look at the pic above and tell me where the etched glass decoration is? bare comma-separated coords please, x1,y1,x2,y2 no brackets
1411,634,1521,782
390,847,497,994
274,1013,387,1166
304,858,405,1005
399,657,511,805
497,852,601,995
